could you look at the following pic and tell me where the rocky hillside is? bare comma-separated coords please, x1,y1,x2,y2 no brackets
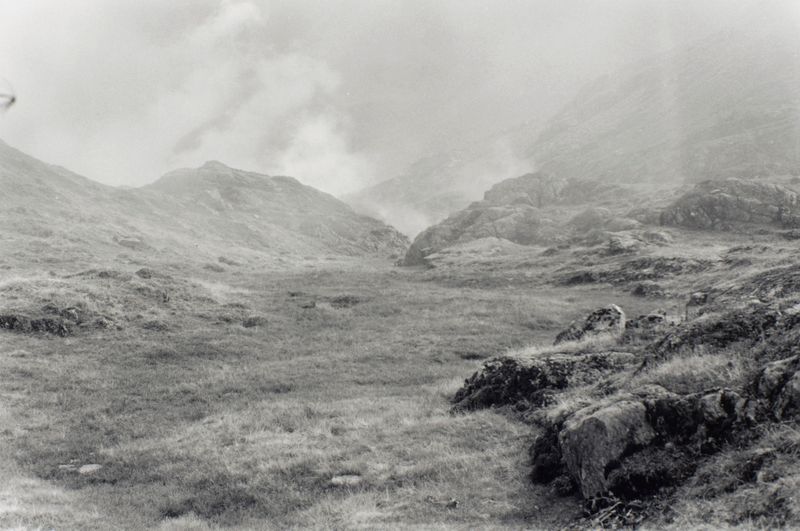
0,139,407,266
350,16,800,232
401,172,664,265
146,161,409,257
452,264,800,527
660,178,800,230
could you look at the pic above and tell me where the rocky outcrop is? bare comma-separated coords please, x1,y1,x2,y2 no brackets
452,352,634,412
528,353,800,503
402,173,621,265
753,355,800,420
559,399,656,498
660,179,800,230
554,305,626,345
532,385,759,500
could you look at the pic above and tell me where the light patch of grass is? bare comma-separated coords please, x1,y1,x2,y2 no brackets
506,334,620,364
631,351,748,394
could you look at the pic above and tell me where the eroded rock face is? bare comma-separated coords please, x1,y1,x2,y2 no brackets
754,355,800,419
528,359,800,503
554,305,626,345
559,400,656,498
660,179,800,230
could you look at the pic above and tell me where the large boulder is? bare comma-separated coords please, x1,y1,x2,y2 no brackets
531,386,759,501
554,305,626,345
559,400,656,498
660,179,800,230
754,355,800,419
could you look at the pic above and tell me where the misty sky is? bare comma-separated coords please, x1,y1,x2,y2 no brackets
0,0,763,195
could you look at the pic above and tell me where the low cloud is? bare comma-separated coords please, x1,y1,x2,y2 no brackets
0,0,372,195
0,0,767,197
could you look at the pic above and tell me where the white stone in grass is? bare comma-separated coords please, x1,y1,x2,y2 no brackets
78,464,103,475
330,474,362,487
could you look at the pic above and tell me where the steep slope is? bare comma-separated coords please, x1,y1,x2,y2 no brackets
0,139,407,267
531,18,800,184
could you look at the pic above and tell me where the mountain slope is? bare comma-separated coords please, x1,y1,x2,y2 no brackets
350,15,800,234
0,139,407,267
531,18,800,184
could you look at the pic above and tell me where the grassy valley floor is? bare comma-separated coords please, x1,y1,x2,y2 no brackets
0,258,663,530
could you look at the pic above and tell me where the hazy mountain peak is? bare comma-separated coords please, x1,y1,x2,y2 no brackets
200,160,232,172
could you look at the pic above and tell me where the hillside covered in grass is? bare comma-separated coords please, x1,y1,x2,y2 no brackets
0,139,408,270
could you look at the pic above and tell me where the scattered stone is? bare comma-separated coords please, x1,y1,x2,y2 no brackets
114,235,150,251
554,305,626,345
78,464,103,475
0,314,71,337
242,316,268,328
218,256,241,266
632,282,664,297
330,295,362,309
607,234,641,255
204,263,225,273
136,267,155,279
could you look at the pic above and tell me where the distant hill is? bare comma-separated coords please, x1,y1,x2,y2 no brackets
350,16,800,235
401,172,664,265
0,139,407,268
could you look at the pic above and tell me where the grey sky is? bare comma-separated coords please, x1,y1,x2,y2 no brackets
0,0,764,194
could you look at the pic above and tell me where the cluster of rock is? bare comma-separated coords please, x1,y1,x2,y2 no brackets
453,298,800,510
533,355,800,501
554,305,626,344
